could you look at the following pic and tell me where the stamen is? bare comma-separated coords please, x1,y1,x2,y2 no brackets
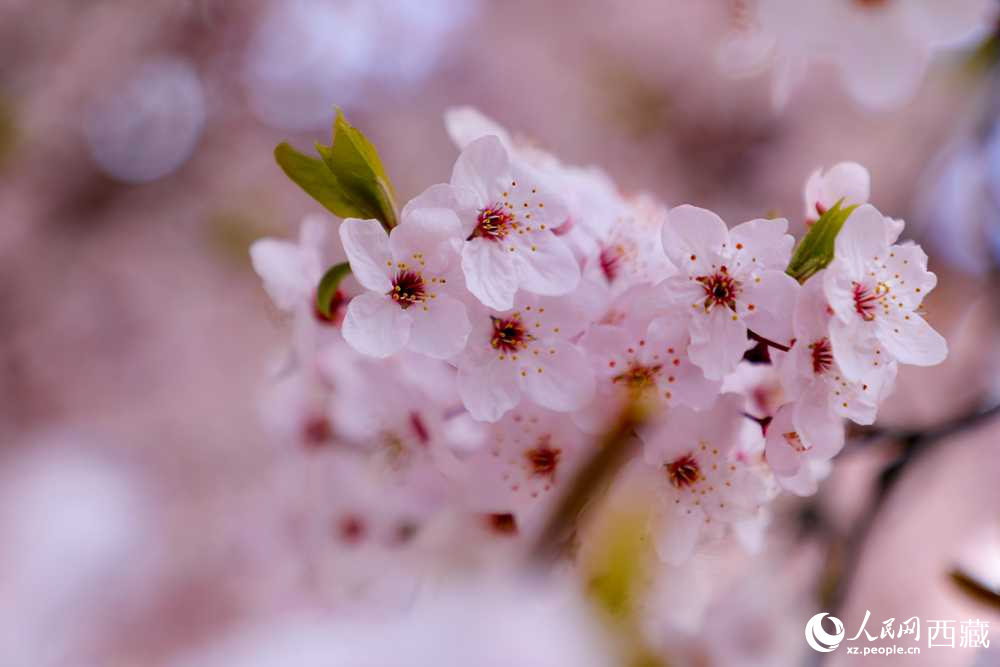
389,270,426,309
665,453,701,489
524,436,561,479
491,315,533,353
696,266,742,311
599,245,623,283
809,337,834,375
473,203,516,241
612,362,663,393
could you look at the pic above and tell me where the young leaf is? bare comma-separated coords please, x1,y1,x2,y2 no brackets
274,109,399,231
315,262,352,319
786,199,858,283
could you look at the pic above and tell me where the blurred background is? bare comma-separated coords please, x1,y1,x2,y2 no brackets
2,1,1000,665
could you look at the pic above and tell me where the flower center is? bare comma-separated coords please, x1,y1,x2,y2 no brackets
854,0,890,8
599,245,623,283
696,267,741,311
852,281,888,321
524,437,561,479
809,337,834,375
665,453,702,489
490,315,533,353
389,270,426,309
473,203,516,241
783,431,809,453
612,362,663,393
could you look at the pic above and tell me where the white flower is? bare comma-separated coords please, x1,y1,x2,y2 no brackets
764,404,838,497
421,135,580,311
444,407,588,533
724,0,996,110
339,207,471,360
804,162,870,222
660,205,799,381
779,274,897,429
455,295,595,422
640,394,768,564
822,204,947,378
249,215,348,362
578,286,720,433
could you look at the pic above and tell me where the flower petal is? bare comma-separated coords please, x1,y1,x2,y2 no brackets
512,233,580,297
729,217,793,272
249,238,308,311
407,293,471,360
740,269,799,346
689,308,750,381
461,238,519,310
341,292,411,358
458,357,520,422
519,340,596,412
339,218,393,292
661,205,729,275
450,135,512,203
391,207,463,276
876,312,948,367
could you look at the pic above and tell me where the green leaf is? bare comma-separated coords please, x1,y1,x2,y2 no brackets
274,108,398,231
786,199,858,283
315,262,351,319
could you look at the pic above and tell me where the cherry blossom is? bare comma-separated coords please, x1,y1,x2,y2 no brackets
339,208,471,360
721,0,997,110
421,135,579,311
578,287,719,433
443,407,588,535
250,215,347,360
455,295,595,422
804,162,870,223
822,204,947,377
659,205,799,381
640,394,769,564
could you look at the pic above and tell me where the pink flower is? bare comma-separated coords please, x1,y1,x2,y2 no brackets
424,135,580,311
660,205,800,381
803,162,870,222
822,204,947,378
339,208,471,360
455,295,595,422
640,394,768,564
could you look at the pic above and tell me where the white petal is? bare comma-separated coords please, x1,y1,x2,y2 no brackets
450,135,512,203
824,162,870,208
249,238,308,311
391,207,463,275
457,358,520,422
461,238,518,310
443,106,512,151
655,507,704,565
833,204,890,279
794,384,846,461
341,292,411,358
407,293,471,360
729,217,793,271
339,218,392,292
520,341,596,412
876,313,948,367
740,270,799,346
689,308,751,381
828,317,878,381
765,405,801,477
401,183,481,237
513,234,580,297
661,205,729,275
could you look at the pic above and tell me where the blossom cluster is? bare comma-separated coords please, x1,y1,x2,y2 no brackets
251,108,947,567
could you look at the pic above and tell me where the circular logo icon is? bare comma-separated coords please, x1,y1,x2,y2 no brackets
805,612,845,652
